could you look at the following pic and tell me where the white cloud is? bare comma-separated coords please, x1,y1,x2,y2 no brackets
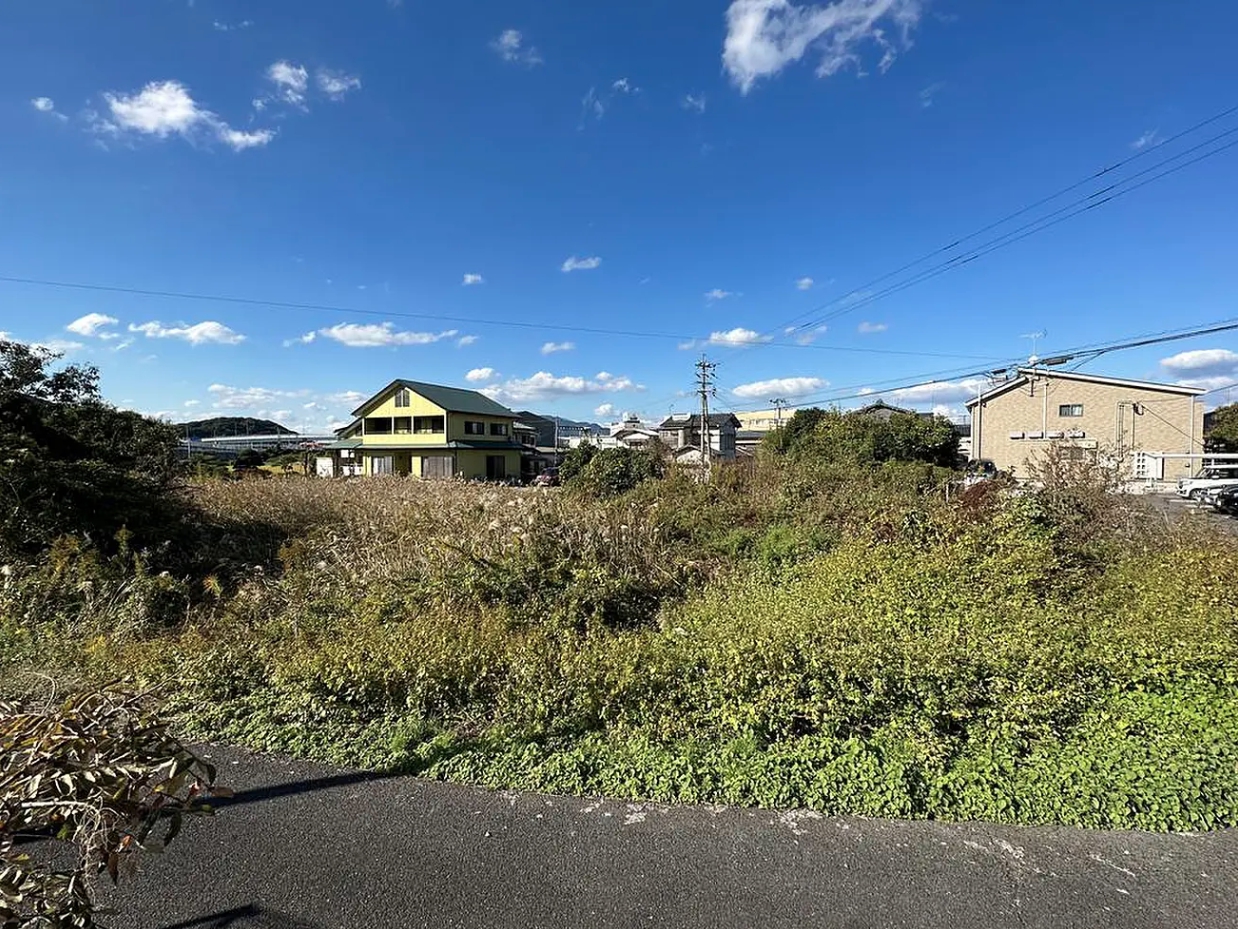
314,322,460,348
889,378,988,405
317,68,361,101
710,327,772,347
466,367,498,383
581,87,605,124
328,390,367,405
66,313,119,338
491,29,543,66
857,321,887,333
93,80,275,152
705,288,736,301
31,97,67,121
283,332,318,348
207,384,310,410
612,78,636,93
457,335,480,347
562,256,602,273
480,371,641,403
595,403,616,418
184,400,201,408
462,273,485,286
1131,129,1160,151
267,61,309,107
541,341,576,355
796,276,814,291
919,81,944,108
723,0,925,93
682,93,707,113
733,376,829,399
130,320,246,345
213,20,252,31
1160,349,1238,376
791,324,829,345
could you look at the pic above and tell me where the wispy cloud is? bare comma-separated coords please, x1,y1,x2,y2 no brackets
31,97,68,122
890,378,988,404
462,273,485,286
457,335,480,347
857,321,887,333
1161,348,1238,390
541,341,576,355
580,87,606,125
66,313,120,339
316,68,361,101
562,256,602,273
491,29,543,66
212,19,252,32
683,327,773,349
733,376,828,399
919,80,944,108
265,61,309,107
207,383,310,409
786,323,829,345
705,288,737,302
795,276,814,291
1131,129,1160,151
310,322,461,348
682,93,707,113
480,371,641,403
130,320,245,345
723,0,925,94
90,80,274,151
612,78,637,94
466,367,498,383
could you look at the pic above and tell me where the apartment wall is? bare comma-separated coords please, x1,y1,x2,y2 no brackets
972,375,1203,480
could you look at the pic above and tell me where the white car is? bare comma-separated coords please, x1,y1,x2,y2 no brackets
1176,467,1238,500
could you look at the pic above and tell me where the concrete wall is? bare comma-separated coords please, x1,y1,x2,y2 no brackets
971,374,1204,481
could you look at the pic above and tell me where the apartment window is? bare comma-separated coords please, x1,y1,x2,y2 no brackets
489,423,509,437
413,416,444,434
394,417,412,435
464,421,485,436
394,389,411,409
365,417,393,435
1059,404,1084,418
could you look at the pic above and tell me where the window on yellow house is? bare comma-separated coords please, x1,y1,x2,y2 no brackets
414,416,444,434
464,421,485,435
394,389,411,408
394,417,412,434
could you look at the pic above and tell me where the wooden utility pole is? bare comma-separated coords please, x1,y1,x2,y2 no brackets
695,355,718,478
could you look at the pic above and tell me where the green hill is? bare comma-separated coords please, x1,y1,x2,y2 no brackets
177,417,295,439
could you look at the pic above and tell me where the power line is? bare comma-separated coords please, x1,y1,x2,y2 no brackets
741,316,1238,414
782,130,1238,337
753,102,1238,344
0,273,1003,363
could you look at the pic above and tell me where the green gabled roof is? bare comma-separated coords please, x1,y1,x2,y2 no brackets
351,380,517,418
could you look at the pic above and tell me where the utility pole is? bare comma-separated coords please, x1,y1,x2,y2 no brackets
695,355,718,478
769,397,788,451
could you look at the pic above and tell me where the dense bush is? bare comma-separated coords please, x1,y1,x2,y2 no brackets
771,406,959,468
5,445,1237,832
0,341,184,558
572,446,664,497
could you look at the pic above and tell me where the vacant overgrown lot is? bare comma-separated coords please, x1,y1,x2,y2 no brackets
3,461,1236,832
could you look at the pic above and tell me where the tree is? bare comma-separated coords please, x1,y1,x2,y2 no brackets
772,407,828,453
575,446,664,496
0,340,183,556
1207,404,1238,452
777,407,960,468
558,442,598,484
233,449,266,471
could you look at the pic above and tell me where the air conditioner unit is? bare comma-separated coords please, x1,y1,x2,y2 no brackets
1026,431,1044,440
1009,431,1025,440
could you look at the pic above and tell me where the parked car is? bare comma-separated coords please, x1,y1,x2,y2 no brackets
1176,466,1238,500
532,468,560,487
1211,485,1238,515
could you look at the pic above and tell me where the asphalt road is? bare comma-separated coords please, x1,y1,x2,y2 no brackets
100,745,1237,929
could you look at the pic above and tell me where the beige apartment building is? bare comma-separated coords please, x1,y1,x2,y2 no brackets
967,369,1205,482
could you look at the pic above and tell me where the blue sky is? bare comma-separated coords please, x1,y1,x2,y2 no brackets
3,0,1238,431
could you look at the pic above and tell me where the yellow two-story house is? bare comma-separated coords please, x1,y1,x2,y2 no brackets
327,380,523,480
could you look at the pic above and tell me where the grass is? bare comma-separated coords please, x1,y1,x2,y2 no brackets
3,461,1237,832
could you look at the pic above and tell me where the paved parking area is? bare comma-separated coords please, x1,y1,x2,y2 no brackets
1144,491,1238,537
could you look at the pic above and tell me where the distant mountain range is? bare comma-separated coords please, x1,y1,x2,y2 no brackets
177,417,295,440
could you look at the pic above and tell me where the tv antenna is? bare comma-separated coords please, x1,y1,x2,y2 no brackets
1021,330,1047,365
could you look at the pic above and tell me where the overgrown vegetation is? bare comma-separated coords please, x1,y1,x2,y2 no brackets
3,345,1237,834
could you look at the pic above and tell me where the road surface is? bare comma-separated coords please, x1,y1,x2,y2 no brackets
103,745,1237,929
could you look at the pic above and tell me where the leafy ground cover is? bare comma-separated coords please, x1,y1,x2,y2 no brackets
3,455,1235,833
